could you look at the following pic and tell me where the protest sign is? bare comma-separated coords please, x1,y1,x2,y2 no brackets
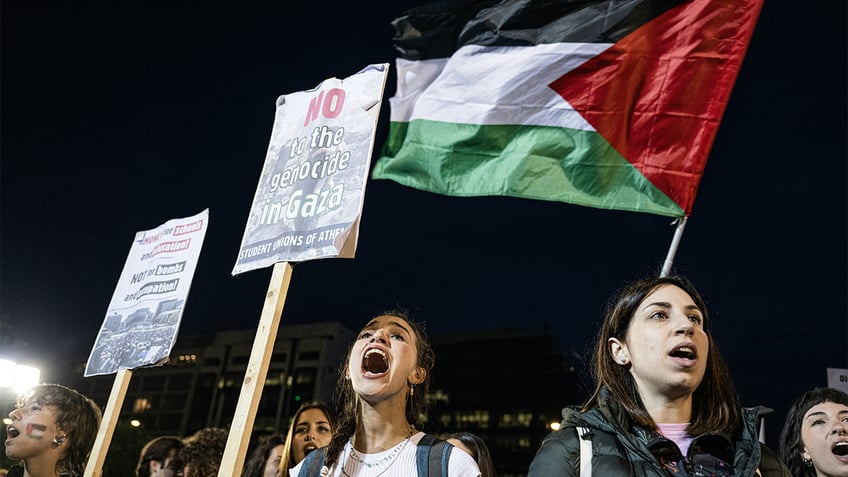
219,65,389,475
84,209,209,377
233,63,389,274
828,367,848,394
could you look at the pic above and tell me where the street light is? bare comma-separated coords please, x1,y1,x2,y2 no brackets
0,359,41,428
0,359,41,394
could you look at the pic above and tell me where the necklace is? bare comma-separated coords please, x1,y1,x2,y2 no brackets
341,429,415,477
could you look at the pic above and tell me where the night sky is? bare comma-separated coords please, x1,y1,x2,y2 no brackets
1,2,845,447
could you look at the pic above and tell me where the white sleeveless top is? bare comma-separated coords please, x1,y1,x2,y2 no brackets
289,431,481,477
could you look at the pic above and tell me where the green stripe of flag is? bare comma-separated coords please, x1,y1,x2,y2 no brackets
375,119,683,217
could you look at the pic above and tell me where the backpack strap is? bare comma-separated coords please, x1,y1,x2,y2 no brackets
577,426,593,477
415,433,454,477
298,434,456,477
297,447,327,477
430,438,454,477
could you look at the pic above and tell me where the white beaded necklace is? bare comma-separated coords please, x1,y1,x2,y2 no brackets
340,429,414,477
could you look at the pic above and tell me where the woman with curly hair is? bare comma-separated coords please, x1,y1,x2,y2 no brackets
173,428,228,477
4,383,101,477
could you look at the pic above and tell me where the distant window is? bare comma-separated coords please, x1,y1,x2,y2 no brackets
429,389,450,404
161,394,187,410
157,413,182,431
197,372,217,389
231,356,249,365
294,368,316,385
129,378,143,392
225,372,243,388
141,376,165,391
133,397,152,413
272,352,287,362
265,372,286,386
168,373,192,390
298,351,320,361
455,410,490,428
203,357,221,367
499,412,533,428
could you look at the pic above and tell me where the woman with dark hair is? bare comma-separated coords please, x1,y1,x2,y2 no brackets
289,310,480,476
528,276,790,476
136,435,183,477
278,402,335,473
778,387,848,477
243,434,285,477
4,383,102,477
442,432,496,477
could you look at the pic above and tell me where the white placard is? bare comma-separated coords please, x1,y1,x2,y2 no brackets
827,367,848,394
85,209,209,377
233,64,389,274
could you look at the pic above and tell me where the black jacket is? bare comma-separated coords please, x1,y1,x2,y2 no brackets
528,387,791,477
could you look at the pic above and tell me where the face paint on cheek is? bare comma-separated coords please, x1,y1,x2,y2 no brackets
26,424,48,440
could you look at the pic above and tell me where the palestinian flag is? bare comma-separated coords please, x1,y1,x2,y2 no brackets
372,0,764,217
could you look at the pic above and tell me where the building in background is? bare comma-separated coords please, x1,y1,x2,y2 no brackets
428,327,581,477
68,321,355,437
60,323,577,476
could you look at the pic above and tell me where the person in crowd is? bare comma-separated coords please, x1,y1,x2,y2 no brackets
243,433,285,477
136,435,183,477
528,275,791,476
442,432,496,477
290,309,480,476
172,427,228,477
778,387,848,477
4,383,102,477
278,402,335,473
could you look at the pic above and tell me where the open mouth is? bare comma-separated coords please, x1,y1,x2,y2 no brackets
303,446,317,456
669,345,697,360
362,348,389,374
833,441,848,456
6,426,19,438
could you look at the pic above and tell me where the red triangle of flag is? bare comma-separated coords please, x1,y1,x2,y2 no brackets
551,0,763,215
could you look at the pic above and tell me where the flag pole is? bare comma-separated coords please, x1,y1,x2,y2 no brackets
660,216,688,277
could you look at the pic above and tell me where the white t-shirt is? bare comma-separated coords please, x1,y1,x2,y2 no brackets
289,431,481,477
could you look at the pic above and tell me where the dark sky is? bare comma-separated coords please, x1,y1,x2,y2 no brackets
1,2,846,446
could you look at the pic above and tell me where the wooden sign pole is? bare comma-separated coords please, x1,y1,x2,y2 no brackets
217,261,293,476
84,368,132,477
